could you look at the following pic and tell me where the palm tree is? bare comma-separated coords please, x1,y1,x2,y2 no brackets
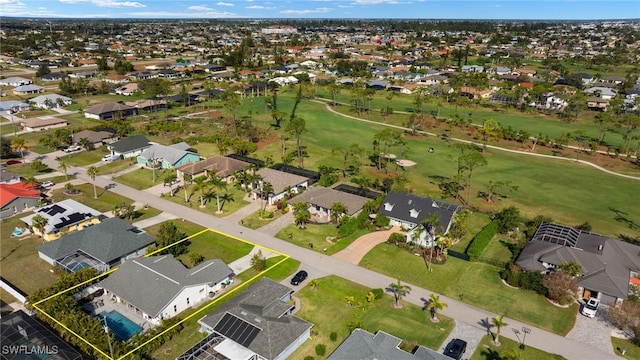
57,160,69,181
330,202,348,223
183,173,192,202
428,293,448,322
164,173,178,196
31,214,48,241
208,176,227,214
309,279,320,291
387,279,411,308
491,315,508,346
87,166,98,198
192,175,208,208
260,181,274,212
293,202,311,229
11,137,26,159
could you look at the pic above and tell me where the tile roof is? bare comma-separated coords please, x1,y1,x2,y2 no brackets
256,168,308,195
0,182,40,207
100,255,233,318
37,218,155,266
288,186,369,215
85,102,135,115
176,155,250,178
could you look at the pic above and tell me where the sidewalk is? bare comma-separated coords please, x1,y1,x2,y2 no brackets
222,194,261,224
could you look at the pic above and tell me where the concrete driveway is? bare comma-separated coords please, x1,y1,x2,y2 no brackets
332,227,401,264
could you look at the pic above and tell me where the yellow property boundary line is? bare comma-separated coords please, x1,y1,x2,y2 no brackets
31,228,291,360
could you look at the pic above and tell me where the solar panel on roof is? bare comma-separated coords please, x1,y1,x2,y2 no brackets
213,312,261,347
44,204,65,216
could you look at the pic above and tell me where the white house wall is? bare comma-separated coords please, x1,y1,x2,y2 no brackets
274,328,311,360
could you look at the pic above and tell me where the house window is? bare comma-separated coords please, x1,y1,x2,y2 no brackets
384,202,394,211
409,209,420,218
174,305,177,312
186,298,190,305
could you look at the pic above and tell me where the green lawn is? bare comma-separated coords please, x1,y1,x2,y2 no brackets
611,337,640,359
291,275,455,359
176,229,254,266
59,149,108,167
163,186,250,218
5,163,54,178
275,223,372,255
477,235,518,267
240,208,285,229
360,243,577,335
0,215,60,299
51,183,139,212
95,158,138,175
114,168,171,189
235,256,301,282
145,219,207,238
30,145,58,154
471,334,566,360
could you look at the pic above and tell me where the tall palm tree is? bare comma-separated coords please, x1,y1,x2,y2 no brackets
31,214,48,241
330,202,348,223
491,315,508,346
428,293,448,322
164,173,178,197
208,176,227,214
183,173,192,202
87,166,98,198
293,202,311,229
387,279,411,309
192,175,208,208
57,160,69,181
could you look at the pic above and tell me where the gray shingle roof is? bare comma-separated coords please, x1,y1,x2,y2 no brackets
37,218,155,266
199,278,312,360
378,192,460,231
140,143,197,166
85,102,135,115
288,186,369,215
108,135,150,153
327,329,451,360
100,255,233,318
256,168,308,195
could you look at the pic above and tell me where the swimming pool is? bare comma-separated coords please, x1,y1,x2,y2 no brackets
101,310,142,341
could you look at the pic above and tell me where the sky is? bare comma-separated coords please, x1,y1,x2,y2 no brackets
0,0,638,20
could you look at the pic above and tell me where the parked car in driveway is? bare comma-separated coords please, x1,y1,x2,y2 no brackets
581,297,600,318
101,154,118,162
290,270,308,286
39,181,54,188
444,338,467,360
64,145,81,152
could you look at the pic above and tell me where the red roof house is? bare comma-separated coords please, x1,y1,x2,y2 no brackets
0,182,41,219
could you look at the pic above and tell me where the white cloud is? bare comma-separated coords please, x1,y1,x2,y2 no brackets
352,0,410,4
337,4,353,8
188,5,213,11
280,7,332,14
216,1,234,6
130,10,239,18
246,5,274,9
59,0,146,8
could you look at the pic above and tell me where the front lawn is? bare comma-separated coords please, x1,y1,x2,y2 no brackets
291,275,455,359
50,183,139,212
275,223,372,255
5,163,53,178
360,243,576,335
240,208,285,229
163,186,250,218
96,158,138,175
611,337,640,359
177,229,254,266
114,168,171,190
471,334,566,360
0,215,60,298
59,149,107,167
235,256,301,282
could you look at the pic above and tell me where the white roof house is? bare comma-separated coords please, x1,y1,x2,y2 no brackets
0,77,32,87
29,94,73,109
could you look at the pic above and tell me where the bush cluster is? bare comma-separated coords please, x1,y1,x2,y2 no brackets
371,288,385,300
466,220,499,260
500,264,547,296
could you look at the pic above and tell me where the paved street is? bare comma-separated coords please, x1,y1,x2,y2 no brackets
28,152,621,360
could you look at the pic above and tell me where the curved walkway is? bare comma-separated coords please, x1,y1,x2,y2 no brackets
333,226,401,265
314,99,640,181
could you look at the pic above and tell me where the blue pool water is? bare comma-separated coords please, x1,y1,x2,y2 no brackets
102,310,142,341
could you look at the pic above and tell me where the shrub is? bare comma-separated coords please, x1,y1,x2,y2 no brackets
371,288,384,299
315,344,326,356
330,332,338,341
387,232,405,244
375,214,390,227
338,217,359,237
304,357,315,360
466,220,498,260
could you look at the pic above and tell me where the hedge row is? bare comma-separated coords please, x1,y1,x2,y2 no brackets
466,220,499,261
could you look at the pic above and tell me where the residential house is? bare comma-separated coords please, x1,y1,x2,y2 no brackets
586,97,609,111
21,116,68,132
107,135,151,159
126,99,167,113
12,84,44,95
530,92,568,111
21,199,102,241
516,222,640,305
29,94,73,109
0,76,32,86
0,100,30,114
327,329,451,360
583,87,617,100
114,83,139,96
287,186,370,223
459,86,491,99
128,71,157,81
84,102,137,120
0,171,21,185
37,218,155,273
0,182,41,219
255,168,309,205
378,192,460,248
575,73,595,85
138,142,200,169
461,65,484,73
190,278,312,360
73,130,117,148
40,73,64,82
367,80,389,90
175,155,250,182
100,255,234,325
104,74,130,84
1,310,82,360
